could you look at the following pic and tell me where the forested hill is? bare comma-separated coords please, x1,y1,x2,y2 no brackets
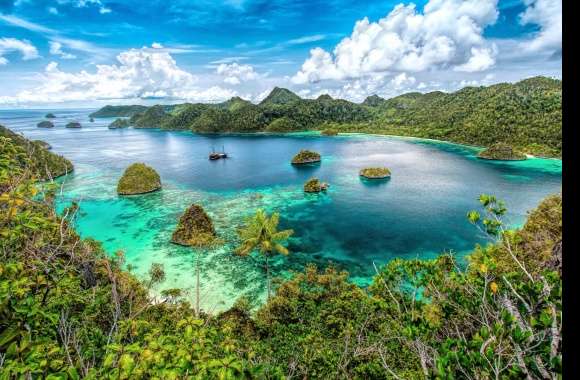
92,76,562,157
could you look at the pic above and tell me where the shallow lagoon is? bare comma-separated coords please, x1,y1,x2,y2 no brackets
1,109,562,311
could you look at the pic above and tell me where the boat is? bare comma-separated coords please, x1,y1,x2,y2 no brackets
209,146,228,160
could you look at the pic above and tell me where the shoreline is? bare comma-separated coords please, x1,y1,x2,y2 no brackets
131,127,562,162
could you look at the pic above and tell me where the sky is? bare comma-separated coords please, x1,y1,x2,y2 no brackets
0,0,562,108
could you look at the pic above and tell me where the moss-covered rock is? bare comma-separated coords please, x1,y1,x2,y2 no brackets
477,143,527,161
45,113,56,119
1,125,73,180
108,118,130,129
321,129,338,136
171,204,216,246
117,163,162,195
65,122,82,129
304,178,329,193
291,149,321,165
359,167,391,179
37,121,55,128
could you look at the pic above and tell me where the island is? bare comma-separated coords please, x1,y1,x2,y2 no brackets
477,143,527,161
89,104,148,118
291,149,321,165
37,121,55,128
88,77,562,158
117,163,162,195
359,167,391,179
321,129,338,136
65,122,82,129
171,204,217,246
108,118,130,129
45,113,56,119
304,178,329,193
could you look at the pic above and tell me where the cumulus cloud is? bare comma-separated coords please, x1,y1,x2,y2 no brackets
0,46,199,103
49,41,77,59
0,37,39,65
216,62,261,85
519,0,561,53
292,0,498,84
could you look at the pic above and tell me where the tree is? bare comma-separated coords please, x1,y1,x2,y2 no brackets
235,209,294,300
189,232,222,316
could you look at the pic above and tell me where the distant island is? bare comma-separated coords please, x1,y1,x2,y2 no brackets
477,143,527,161
360,167,391,179
37,120,54,128
45,113,56,119
291,149,321,165
90,76,562,158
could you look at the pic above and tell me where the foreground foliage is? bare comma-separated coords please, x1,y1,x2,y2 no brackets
0,131,562,378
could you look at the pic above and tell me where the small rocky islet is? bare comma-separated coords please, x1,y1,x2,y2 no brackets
291,149,321,165
45,113,56,119
117,163,162,195
304,178,329,193
477,143,527,161
65,122,82,129
359,167,391,179
37,120,55,128
171,204,217,246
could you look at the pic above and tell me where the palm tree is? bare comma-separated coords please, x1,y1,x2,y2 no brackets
189,233,222,316
235,209,294,300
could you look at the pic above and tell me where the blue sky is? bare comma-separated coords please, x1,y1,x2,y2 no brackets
0,0,562,107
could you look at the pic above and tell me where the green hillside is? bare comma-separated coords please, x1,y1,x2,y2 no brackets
91,76,562,157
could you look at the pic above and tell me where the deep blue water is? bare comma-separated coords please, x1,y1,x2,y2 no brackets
1,108,562,309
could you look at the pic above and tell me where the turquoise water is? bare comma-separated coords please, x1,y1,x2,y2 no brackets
1,109,562,311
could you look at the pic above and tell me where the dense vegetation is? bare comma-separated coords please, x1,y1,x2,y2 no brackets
171,204,216,246
478,143,527,161
359,167,391,179
291,149,321,165
1,125,73,181
116,163,161,195
91,76,562,157
0,125,562,378
89,105,148,118
303,178,328,193
108,118,130,129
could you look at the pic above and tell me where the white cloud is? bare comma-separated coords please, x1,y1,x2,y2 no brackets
59,0,112,14
216,63,261,85
0,37,39,64
454,46,497,72
48,7,59,15
292,0,499,84
287,34,327,45
0,47,198,104
0,14,56,33
519,0,561,53
49,41,77,59
174,86,238,103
